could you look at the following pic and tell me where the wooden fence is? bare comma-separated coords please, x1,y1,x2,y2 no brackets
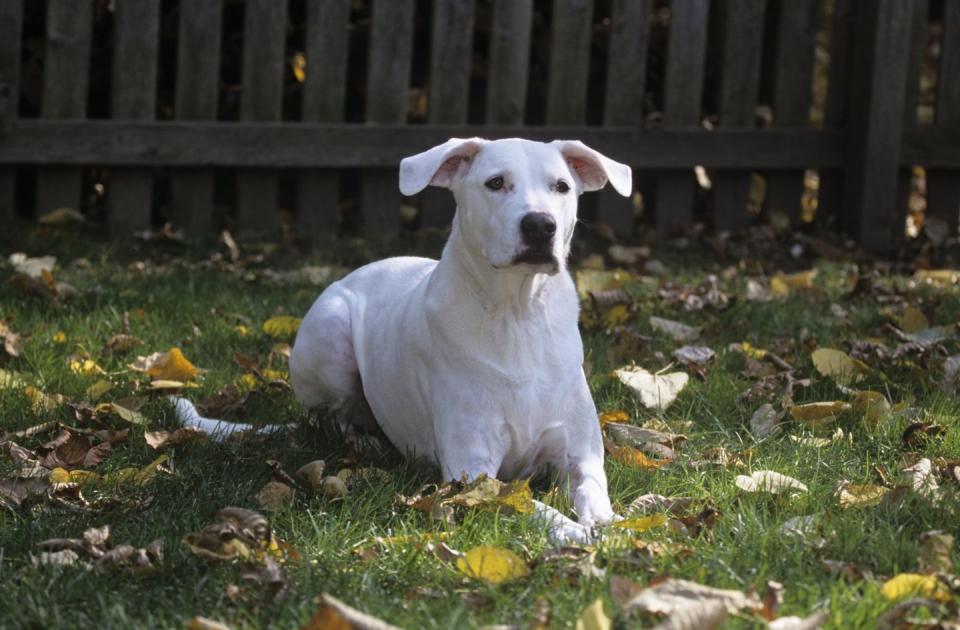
0,0,958,252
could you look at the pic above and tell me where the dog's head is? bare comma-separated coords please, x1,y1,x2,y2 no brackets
399,138,632,274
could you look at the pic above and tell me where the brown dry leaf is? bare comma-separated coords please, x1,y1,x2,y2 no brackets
144,426,207,450
183,507,289,563
604,422,680,460
0,477,51,507
623,577,762,626
790,402,850,430
35,525,162,574
605,440,671,470
101,334,141,357
130,347,199,382
455,545,530,583
447,475,534,515
295,460,326,490
36,429,111,470
649,316,701,342
902,422,947,449
255,481,295,511
750,403,786,439
186,618,232,630
918,530,954,574
302,593,400,630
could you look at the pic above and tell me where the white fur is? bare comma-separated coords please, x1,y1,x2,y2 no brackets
289,138,631,542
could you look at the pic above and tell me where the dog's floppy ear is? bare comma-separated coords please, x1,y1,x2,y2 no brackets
551,140,632,197
399,138,486,196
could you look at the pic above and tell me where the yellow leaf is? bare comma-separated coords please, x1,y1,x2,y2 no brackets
238,373,259,390
148,348,198,381
602,304,630,328
606,441,671,470
456,545,530,583
574,270,632,301
599,410,630,428
881,573,951,602
291,52,306,83
23,386,64,413
850,391,890,427
135,454,169,484
838,483,889,509
770,270,817,296
613,513,667,532
575,598,611,630
52,332,66,343
85,379,114,402
740,342,767,360
790,402,850,429
449,476,534,515
263,316,302,339
899,306,929,334
811,348,868,385
49,468,71,484
234,324,252,337
914,269,960,285
70,358,105,376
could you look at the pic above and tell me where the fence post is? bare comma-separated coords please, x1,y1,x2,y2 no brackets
487,0,532,126
420,0,476,229
361,0,415,239
0,0,21,223
35,0,92,221
109,0,160,237
595,0,650,239
298,0,351,243
236,0,287,240
171,0,222,241
656,0,709,237
926,1,960,236
842,0,916,253
712,0,766,232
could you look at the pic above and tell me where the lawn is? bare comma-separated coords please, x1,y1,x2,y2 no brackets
1,226,959,629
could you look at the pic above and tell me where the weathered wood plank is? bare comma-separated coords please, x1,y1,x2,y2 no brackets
817,0,854,227
712,0,766,231
0,121,862,168
109,0,160,237
546,0,593,124
0,0,22,222
421,0,476,228
298,0,351,242
656,0,709,237
362,0,415,238
926,0,960,236
487,0,532,125
237,0,287,239
171,0,222,239
893,0,929,240
36,0,92,220
842,0,916,252
596,0,651,238
765,0,816,226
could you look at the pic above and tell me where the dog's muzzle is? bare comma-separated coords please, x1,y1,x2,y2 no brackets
514,212,558,269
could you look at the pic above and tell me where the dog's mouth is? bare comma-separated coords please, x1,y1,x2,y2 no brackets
512,249,559,270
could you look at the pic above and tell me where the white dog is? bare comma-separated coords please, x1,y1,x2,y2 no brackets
289,138,631,541
172,138,631,541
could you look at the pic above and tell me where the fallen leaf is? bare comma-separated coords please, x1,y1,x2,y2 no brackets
902,422,947,449
302,593,401,630
448,475,534,514
0,320,21,358
35,525,162,574
38,207,85,226
144,427,207,450
295,460,326,490
255,481,295,511
880,573,951,602
183,507,294,564
598,410,630,427
130,348,199,382
95,402,147,425
574,598,611,630
918,530,954,574
0,369,26,389
186,618,232,630
914,269,960,285
811,348,868,386
0,477,50,507
750,403,785,439
649,316,701,342
790,402,850,429
575,270,632,301
768,611,829,630
262,316,302,339
8,252,56,278
605,440,671,470
850,391,890,427
899,458,942,500
735,471,808,494
613,513,667,532
770,269,816,296
673,345,716,366
837,482,889,508
36,429,111,470
623,578,762,624
85,379,114,402
455,545,529,583
614,366,688,411
899,306,929,333
102,334,141,357
69,357,105,376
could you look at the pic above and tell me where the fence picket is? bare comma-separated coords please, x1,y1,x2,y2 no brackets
596,0,651,238
487,0,532,125
816,0,854,228
110,0,160,237
547,0,593,125
0,0,21,222
421,0,475,229
926,2,960,236
765,0,816,227
362,0,415,238
171,0,222,240
35,0,92,220
298,0,351,242
237,0,287,239
842,0,916,252
656,0,709,237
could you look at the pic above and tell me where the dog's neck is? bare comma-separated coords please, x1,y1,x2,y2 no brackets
436,218,557,316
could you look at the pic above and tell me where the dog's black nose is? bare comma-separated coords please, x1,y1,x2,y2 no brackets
520,212,557,246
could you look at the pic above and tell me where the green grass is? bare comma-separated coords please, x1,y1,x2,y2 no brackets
1,227,959,629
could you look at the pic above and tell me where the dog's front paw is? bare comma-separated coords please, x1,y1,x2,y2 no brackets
574,487,616,528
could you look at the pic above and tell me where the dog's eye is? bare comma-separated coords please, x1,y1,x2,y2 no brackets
485,176,504,191
556,179,570,194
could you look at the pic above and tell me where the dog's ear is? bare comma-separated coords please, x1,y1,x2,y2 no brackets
551,140,632,197
399,138,486,196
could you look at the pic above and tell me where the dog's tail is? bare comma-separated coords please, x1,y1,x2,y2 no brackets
168,396,293,441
